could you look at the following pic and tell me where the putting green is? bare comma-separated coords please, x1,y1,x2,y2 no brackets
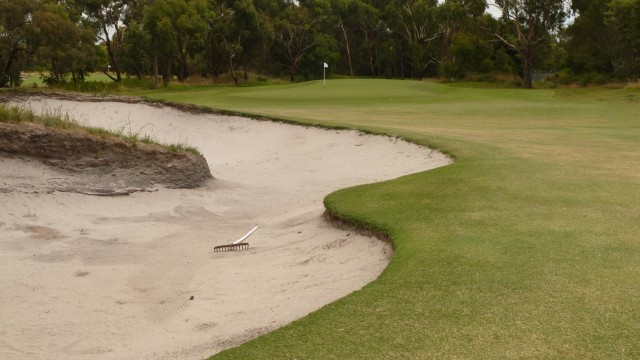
143,80,640,358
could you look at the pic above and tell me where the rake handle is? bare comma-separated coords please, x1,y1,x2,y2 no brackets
233,226,259,245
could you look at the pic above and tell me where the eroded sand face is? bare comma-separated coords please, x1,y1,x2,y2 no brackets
0,99,450,359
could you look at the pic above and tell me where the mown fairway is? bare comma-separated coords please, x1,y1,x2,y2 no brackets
144,80,640,358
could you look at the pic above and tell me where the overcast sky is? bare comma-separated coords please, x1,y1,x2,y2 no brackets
485,1,503,18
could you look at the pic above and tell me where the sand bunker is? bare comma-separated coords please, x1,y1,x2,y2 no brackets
0,98,450,359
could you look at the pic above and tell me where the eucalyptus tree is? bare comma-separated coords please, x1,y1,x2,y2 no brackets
143,0,206,84
75,0,129,82
563,0,640,80
171,0,207,82
206,0,260,85
604,0,640,79
295,0,341,80
329,0,387,77
0,0,38,87
384,0,443,79
243,4,275,78
274,1,320,81
350,2,387,76
493,0,568,88
143,0,173,84
436,0,486,69
564,0,614,76
120,20,150,80
330,0,356,76
29,1,98,83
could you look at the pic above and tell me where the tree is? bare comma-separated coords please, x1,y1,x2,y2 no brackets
29,2,98,84
274,3,319,82
605,0,640,79
75,0,128,82
493,0,568,88
563,0,640,80
384,0,443,79
207,0,259,85
563,0,616,76
331,0,357,77
143,0,205,84
120,20,151,80
0,0,38,87
171,0,206,82
352,2,387,76
436,0,487,73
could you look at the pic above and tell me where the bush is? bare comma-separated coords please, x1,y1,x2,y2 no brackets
121,77,157,89
553,69,612,86
46,77,158,92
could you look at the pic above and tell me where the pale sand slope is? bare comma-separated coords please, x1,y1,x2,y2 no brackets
0,99,451,360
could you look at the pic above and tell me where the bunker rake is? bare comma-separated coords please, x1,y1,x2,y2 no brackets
214,226,258,252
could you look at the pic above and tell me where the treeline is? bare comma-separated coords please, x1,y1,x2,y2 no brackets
1,0,639,89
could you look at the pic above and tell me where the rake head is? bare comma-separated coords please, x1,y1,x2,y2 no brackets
214,243,250,252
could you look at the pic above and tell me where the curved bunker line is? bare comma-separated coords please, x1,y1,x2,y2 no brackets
1,90,455,158
5,90,455,237
135,96,455,242
2,95,452,360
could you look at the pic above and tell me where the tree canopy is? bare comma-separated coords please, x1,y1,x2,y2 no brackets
1,0,638,88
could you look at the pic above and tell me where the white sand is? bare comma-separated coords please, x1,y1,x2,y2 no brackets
0,99,450,360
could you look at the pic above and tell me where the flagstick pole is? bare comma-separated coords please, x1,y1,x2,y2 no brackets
323,66,326,87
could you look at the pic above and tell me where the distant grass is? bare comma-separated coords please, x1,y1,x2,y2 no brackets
0,104,201,155
19,72,287,91
555,85,640,102
135,79,640,359
20,72,115,87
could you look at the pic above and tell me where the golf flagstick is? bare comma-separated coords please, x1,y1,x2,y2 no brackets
323,62,328,87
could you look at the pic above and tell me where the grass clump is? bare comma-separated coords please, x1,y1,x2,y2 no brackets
0,103,76,128
0,104,201,156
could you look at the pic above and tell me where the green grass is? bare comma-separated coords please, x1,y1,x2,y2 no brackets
0,104,201,155
140,80,640,359
142,80,638,358
20,72,115,87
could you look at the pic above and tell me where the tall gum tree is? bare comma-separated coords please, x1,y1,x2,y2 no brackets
274,2,318,82
385,0,442,79
605,0,640,79
0,0,38,87
29,2,98,83
207,0,259,85
76,0,128,82
493,0,568,88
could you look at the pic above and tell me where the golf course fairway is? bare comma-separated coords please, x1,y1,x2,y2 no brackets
142,80,640,358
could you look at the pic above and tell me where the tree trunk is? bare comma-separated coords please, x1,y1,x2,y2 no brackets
337,13,353,77
228,55,238,85
521,47,533,89
2,46,19,87
103,24,121,82
101,70,118,82
154,52,159,84
132,65,142,81
179,49,188,82
163,58,171,86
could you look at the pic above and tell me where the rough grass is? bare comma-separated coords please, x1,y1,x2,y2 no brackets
138,80,640,358
0,104,201,155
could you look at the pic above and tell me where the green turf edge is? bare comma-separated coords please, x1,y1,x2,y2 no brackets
139,96,458,161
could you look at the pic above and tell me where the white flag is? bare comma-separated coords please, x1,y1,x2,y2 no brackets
324,62,329,68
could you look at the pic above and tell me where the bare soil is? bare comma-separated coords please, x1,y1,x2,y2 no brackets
0,116,212,194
